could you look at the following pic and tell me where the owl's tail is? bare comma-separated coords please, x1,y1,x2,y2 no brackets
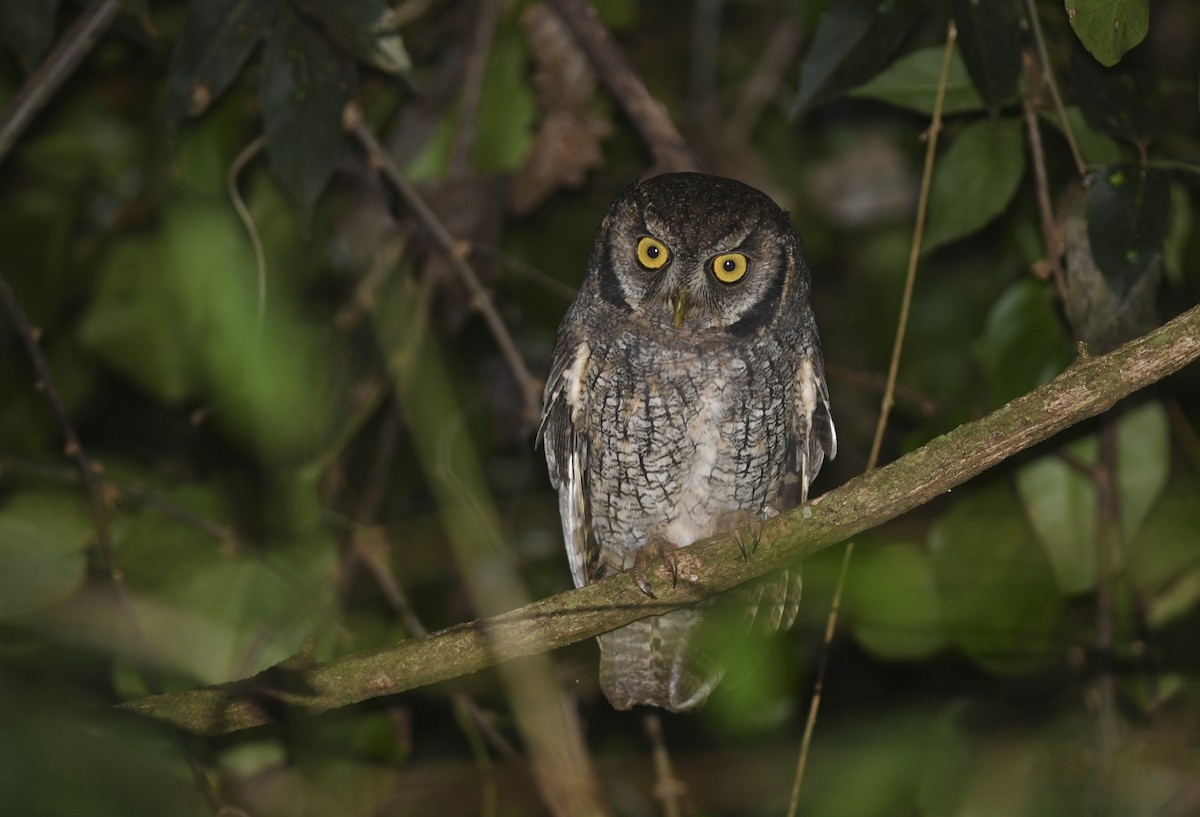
597,568,801,711
597,609,723,712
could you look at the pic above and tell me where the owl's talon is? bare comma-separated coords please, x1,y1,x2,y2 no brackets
633,537,680,598
718,510,766,561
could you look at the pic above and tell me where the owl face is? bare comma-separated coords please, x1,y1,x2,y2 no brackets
590,173,805,335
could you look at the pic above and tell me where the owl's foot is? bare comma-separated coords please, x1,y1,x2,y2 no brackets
716,508,775,560
632,536,680,599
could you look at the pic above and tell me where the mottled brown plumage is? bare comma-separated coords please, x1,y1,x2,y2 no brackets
540,173,835,711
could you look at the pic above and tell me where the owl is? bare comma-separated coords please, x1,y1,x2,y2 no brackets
540,172,836,711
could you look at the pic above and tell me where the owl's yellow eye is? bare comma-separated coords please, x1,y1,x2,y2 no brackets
636,237,669,270
712,253,748,283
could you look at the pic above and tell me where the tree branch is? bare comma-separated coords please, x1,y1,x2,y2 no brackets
118,304,1200,735
549,0,698,174
0,0,124,166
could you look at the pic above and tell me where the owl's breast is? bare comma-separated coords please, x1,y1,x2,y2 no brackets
585,336,791,570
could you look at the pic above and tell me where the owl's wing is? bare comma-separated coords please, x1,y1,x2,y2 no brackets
784,356,837,506
538,339,595,588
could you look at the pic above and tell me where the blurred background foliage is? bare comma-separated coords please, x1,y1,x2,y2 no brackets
0,0,1198,815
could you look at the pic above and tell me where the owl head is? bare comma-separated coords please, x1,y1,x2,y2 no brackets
586,172,810,335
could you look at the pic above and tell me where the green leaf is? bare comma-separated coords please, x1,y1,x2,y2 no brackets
472,33,536,174
1063,183,1160,353
1086,164,1171,302
0,0,61,70
929,483,1065,675
128,535,336,685
293,0,412,75
1016,437,1099,594
1066,0,1149,67
1015,400,1168,596
952,0,1021,109
791,0,926,116
846,541,947,660
976,279,1073,406
167,0,276,121
1114,400,1170,543
0,491,92,617
1130,476,1200,628
1070,49,1158,142
162,199,330,460
78,237,201,405
851,47,985,116
923,117,1025,253
261,7,347,222
1047,106,1121,166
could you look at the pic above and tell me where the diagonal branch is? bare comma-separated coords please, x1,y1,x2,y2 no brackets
119,304,1200,735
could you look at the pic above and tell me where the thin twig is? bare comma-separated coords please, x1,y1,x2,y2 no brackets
824,363,941,417
226,134,269,332
0,456,236,542
549,0,698,174
728,19,803,144
1022,68,1068,301
1094,421,1118,815
788,21,959,817
688,0,721,126
644,713,686,817
347,106,543,430
0,0,123,166
1024,0,1087,179
471,243,578,301
0,274,118,585
866,21,957,473
449,0,502,175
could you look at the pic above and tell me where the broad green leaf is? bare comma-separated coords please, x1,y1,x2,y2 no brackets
846,542,947,660
406,32,536,179
0,712,210,817
0,0,61,70
1066,0,1149,67
1016,437,1099,594
293,0,412,75
1163,181,1193,288
1045,106,1121,166
78,237,200,405
127,534,336,685
1115,400,1170,543
1070,49,1158,141
930,483,1065,675
976,279,1073,406
261,7,346,221
791,0,926,116
923,117,1025,253
162,199,330,460
167,0,276,121
0,491,92,617
1086,164,1171,302
851,47,985,116
952,0,1021,109
1063,184,1160,353
1015,400,1168,596
472,33,536,173
1129,476,1200,628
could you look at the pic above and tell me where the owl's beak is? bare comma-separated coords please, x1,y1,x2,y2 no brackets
672,293,690,327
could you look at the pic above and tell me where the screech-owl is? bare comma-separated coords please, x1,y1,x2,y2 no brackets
540,172,836,711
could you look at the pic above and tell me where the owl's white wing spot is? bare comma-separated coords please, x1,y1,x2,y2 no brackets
541,340,594,589
792,357,836,502
564,341,591,422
